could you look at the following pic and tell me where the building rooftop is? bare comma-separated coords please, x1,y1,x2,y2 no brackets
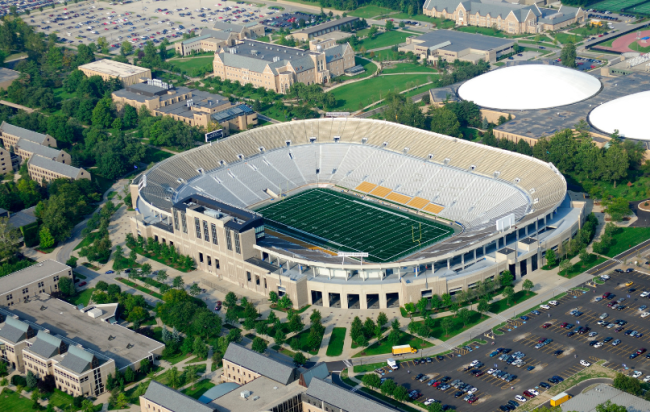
411,29,513,52
306,378,395,412
0,315,31,343
143,381,216,412
1,295,164,370
0,67,20,84
210,376,305,412
212,21,246,33
156,89,230,120
560,383,650,412
0,122,51,145
79,59,151,78
211,104,254,123
174,195,263,232
220,40,318,74
223,343,297,385
198,382,240,404
291,16,358,35
17,138,62,159
8,205,37,228
0,260,69,297
29,155,83,179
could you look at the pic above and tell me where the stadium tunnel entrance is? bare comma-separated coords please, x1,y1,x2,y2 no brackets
311,290,323,306
347,294,360,309
367,294,380,309
386,293,400,308
329,293,341,308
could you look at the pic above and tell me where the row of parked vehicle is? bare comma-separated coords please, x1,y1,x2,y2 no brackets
497,376,565,411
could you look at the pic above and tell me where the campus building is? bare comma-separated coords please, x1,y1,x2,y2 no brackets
140,381,217,412
0,121,57,149
0,260,72,309
422,0,585,34
0,68,20,89
0,294,164,396
78,59,152,86
112,80,257,132
0,146,19,175
399,30,514,64
27,155,90,185
174,22,265,56
290,16,359,41
213,40,355,93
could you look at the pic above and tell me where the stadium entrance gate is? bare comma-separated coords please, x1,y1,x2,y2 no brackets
311,290,323,306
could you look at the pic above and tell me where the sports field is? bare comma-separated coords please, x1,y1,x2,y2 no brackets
255,189,453,263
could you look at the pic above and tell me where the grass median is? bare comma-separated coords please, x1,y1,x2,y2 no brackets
326,327,346,357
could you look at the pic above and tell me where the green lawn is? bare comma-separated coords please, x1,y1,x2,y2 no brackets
182,379,216,399
629,41,650,53
381,62,437,74
340,56,378,80
331,74,435,111
559,256,607,279
488,290,537,314
355,31,412,50
0,388,34,412
353,361,389,373
390,13,456,29
456,26,528,38
569,25,607,38
168,56,213,70
352,331,433,357
117,278,164,299
363,47,401,61
349,5,394,18
605,227,650,257
413,310,489,342
74,230,104,251
67,288,95,307
292,327,324,355
358,387,421,412
553,32,582,45
326,327,346,357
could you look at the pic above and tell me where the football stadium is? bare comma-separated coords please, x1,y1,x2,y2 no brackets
128,119,584,310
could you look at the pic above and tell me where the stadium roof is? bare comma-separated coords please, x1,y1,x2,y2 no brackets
588,89,650,141
457,64,602,110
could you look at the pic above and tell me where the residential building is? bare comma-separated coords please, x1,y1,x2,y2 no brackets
222,342,298,385
27,155,90,186
290,17,359,41
140,380,217,412
399,30,514,64
0,146,19,175
78,59,152,86
0,294,164,396
0,122,57,149
213,40,355,93
422,0,585,34
15,138,72,165
112,80,257,132
0,260,72,308
0,68,20,89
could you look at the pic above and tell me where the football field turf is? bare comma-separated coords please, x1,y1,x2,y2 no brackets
255,188,453,263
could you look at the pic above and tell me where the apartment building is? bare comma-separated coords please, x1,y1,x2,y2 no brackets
15,139,72,165
213,39,354,93
223,342,298,385
0,121,57,149
399,30,513,64
422,0,584,34
27,155,90,186
140,381,217,412
78,59,152,86
0,260,72,308
0,294,164,396
112,80,257,132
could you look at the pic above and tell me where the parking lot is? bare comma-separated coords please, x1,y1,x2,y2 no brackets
24,0,317,52
366,269,650,411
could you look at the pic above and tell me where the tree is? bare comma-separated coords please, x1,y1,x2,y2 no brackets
503,286,515,305
193,336,208,359
477,299,489,315
362,373,381,389
189,283,201,296
124,366,135,383
251,336,267,353
388,329,401,346
546,249,556,267
603,197,630,221
168,367,180,389
172,276,184,289
289,313,304,333
427,402,444,412
269,291,279,304
26,370,37,388
351,316,364,342
559,259,572,276
459,308,471,327
522,279,534,295
441,317,453,337
429,106,461,137
560,41,577,68
278,294,293,309
613,373,641,395
377,312,388,328
417,298,428,316
393,385,409,401
156,270,168,283
0,217,20,262
380,378,397,396
293,352,307,366
225,291,238,308
442,293,452,308
58,277,75,296
274,329,286,345
39,227,55,249
391,319,400,331
140,263,152,277
499,271,514,287
310,309,322,325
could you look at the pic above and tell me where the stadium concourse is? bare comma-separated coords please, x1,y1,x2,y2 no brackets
128,119,583,310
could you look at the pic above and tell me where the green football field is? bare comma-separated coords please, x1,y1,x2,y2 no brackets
255,189,453,263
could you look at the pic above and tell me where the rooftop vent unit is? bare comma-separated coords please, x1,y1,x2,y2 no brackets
273,56,280,62
241,391,252,399
251,49,257,55
361,137,368,144
126,343,134,349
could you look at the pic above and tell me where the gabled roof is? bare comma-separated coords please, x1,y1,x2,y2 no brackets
200,28,234,40
224,343,297,385
220,52,272,74
324,44,347,63
29,331,62,359
300,362,329,387
59,345,94,374
212,21,245,33
144,381,216,412
0,122,51,145
17,139,62,159
0,324,26,343
28,155,83,179
306,378,395,412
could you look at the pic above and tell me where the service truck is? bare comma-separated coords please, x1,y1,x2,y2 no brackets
550,392,571,407
392,345,417,355
387,358,398,370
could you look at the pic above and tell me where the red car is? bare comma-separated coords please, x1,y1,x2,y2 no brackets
542,323,552,329
538,337,546,343
523,391,534,398
467,397,478,404
433,381,442,388
560,322,568,328
638,348,647,355
214,301,222,311
78,281,87,287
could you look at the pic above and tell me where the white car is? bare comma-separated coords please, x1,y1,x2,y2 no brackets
470,360,480,367
644,376,650,383
468,387,478,394
540,305,551,310
515,395,527,402
600,275,610,280
424,399,436,406
633,371,643,378
580,360,591,367
642,312,650,318
642,291,650,298
588,332,598,337
528,389,539,396
487,368,497,375
594,342,603,348
549,300,559,306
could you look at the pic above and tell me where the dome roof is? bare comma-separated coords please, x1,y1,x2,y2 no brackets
457,65,602,110
588,90,650,141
